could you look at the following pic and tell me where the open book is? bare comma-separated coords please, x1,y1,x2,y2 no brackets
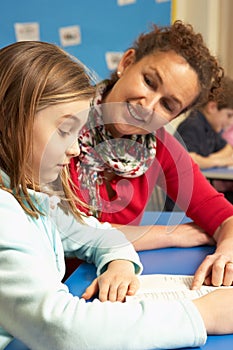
126,274,233,302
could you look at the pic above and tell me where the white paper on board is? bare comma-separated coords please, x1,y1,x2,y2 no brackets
59,25,81,47
105,51,123,70
117,0,136,6
14,22,40,41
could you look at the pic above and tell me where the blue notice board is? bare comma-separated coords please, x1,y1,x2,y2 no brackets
0,0,171,78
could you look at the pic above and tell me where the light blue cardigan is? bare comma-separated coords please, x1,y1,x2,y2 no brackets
0,174,206,350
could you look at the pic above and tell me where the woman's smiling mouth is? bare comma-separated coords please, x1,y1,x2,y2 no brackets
127,103,152,123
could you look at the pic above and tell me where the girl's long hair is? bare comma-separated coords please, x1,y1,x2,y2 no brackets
0,41,95,220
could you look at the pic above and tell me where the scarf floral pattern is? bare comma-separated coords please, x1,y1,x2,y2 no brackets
76,81,157,216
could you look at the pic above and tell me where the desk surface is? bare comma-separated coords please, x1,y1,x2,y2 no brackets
5,212,233,350
66,211,233,350
66,247,233,350
201,166,233,180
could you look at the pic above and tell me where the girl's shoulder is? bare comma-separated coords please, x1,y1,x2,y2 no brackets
0,188,22,211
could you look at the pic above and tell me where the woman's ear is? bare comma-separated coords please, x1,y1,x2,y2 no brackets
117,49,136,75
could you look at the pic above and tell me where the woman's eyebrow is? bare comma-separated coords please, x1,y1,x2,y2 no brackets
153,68,163,85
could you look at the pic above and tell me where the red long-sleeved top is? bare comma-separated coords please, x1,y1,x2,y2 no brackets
70,127,233,235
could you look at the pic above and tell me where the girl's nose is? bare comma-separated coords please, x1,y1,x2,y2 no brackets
66,140,80,158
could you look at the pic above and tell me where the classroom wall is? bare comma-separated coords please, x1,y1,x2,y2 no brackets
0,0,171,80
173,0,233,77
168,0,233,132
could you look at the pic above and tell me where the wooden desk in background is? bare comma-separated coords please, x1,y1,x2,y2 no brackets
201,166,233,180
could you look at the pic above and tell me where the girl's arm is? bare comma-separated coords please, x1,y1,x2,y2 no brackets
0,190,207,350
50,202,143,276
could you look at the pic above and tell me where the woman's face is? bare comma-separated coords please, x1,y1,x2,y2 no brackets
32,100,90,185
103,50,200,137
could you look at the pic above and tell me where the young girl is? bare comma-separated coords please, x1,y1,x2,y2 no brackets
1,40,233,350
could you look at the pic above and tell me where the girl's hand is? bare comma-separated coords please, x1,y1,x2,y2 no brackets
81,260,140,302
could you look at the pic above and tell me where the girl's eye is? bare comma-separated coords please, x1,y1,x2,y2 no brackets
58,129,70,137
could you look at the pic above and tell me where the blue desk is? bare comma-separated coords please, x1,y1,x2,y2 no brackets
141,210,192,225
66,250,233,350
5,212,233,350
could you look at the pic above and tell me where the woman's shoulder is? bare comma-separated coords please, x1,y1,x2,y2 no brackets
155,127,193,165
156,127,185,151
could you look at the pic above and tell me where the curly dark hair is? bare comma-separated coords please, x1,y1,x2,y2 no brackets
109,20,224,113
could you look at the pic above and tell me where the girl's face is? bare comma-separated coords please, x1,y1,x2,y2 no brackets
32,100,90,185
103,50,200,137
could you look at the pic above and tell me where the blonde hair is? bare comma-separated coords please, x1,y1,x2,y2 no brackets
0,41,95,219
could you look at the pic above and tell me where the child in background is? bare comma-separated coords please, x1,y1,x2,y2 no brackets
222,120,233,146
176,76,233,203
1,40,233,350
176,76,233,169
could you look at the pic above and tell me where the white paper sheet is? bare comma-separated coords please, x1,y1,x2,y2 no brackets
126,274,233,302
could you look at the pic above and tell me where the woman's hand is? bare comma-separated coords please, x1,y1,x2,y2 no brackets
192,251,233,289
81,260,140,302
192,216,233,289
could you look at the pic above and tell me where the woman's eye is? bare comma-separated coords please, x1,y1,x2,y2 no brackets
161,98,174,113
144,75,157,89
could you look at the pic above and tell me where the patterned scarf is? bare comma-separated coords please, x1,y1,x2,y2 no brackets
76,81,157,216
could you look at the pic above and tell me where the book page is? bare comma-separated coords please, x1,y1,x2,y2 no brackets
126,274,233,302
